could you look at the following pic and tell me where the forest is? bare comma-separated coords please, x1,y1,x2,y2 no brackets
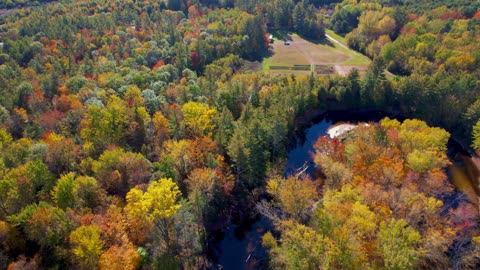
0,0,480,269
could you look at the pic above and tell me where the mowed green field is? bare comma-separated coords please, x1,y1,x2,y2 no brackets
263,30,371,76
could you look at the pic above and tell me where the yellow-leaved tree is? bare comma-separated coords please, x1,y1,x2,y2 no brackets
70,225,104,270
181,101,217,137
125,178,181,248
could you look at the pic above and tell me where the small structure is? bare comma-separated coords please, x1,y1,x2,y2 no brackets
328,123,370,138
268,35,274,43
327,124,356,138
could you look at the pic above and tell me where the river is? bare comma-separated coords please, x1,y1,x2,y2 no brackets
210,111,480,269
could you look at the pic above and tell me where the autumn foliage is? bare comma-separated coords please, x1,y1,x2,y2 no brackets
0,0,480,269
264,119,480,269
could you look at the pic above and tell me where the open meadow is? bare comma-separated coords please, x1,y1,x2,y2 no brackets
263,30,371,76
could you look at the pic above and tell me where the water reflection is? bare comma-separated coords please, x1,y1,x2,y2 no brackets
285,118,332,176
449,154,480,209
210,217,273,270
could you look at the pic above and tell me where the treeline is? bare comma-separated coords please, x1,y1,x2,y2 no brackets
261,0,325,40
380,0,479,16
0,0,57,9
201,0,327,40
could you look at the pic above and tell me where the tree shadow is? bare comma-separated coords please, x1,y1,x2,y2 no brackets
271,29,292,42
244,47,274,62
262,47,274,58
271,29,336,47
301,34,334,47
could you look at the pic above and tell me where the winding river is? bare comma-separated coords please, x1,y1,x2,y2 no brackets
210,111,480,270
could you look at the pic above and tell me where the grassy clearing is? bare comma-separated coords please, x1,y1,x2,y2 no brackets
324,29,370,66
269,37,310,66
262,57,272,72
262,30,371,76
324,29,346,44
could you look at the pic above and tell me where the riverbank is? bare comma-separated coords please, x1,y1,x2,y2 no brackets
212,108,480,269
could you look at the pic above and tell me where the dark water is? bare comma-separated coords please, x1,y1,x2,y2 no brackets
286,110,395,176
448,153,480,208
209,217,273,270
285,118,333,176
211,110,480,269
209,116,337,270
